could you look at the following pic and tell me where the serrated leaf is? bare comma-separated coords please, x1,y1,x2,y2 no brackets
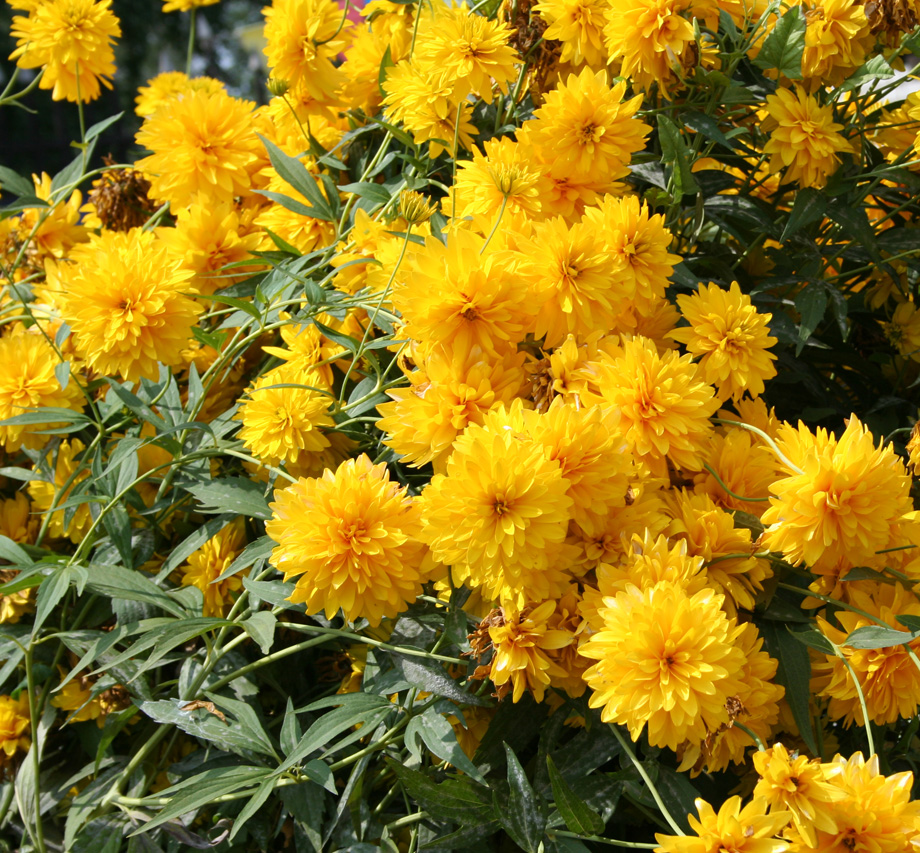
84,563,186,617
33,568,73,637
276,694,393,775
782,187,826,242
338,181,391,206
794,285,827,355
753,5,806,78
257,134,335,221
498,744,546,853
546,755,604,836
186,478,272,520
140,699,276,759
844,624,920,649
657,115,699,197
131,766,271,836
84,112,124,142
408,707,487,785
387,761,493,824
758,620,819,755
839,55,893,92
242,611,276,654
0,166,34,198
391,654,490,707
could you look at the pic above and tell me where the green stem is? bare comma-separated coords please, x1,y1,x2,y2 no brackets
23,651,46,853
829,640,875,756
609,724,685,837
732,721,765,752
553,831,657,850
186,8,197,76
701,463,769,503
712,418,804,474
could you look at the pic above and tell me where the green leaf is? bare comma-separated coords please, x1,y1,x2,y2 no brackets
131,766,271,836
391,654,490,707
140,699,277,758
546,755,604,836
656,115,699,197
102,503,134,569
0,534,33,566
753,5,806,78
33,568,73,637
161,515,235,575
84,112,124,142
794,285,827,355
229,777,277,842
758,620,819,756
387,761,493,825
498,744,546,853
338,181,391,206
241,576,303,611
276,693,393,775
51,143,95,196
652,765,697,835
844,625,920,650
242,611,277,654
0,166,34,198
0,407,91,427
405,707,487,785
681,110,733,150
257,134,335,221
897,615,920,632
839,55,894,92
366,115,417,150
186,478,272,520
84,563,186,618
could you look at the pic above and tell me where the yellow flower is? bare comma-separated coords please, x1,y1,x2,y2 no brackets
814,582,920,726
58,229,202,383
17,173,87,260
654,796,791,853
535,0,610,66
0,332,85,453
0,694,31,770
377,344,527,470
761,416,914,573
0,493,38,546
0,569,35,625
393,230,536,359
525,397,634,528
753,743,845,846
262,0,347,105
581,195,682,309
801,0,872,85
883,300,920,361
669,281,778,401
134,71,224,117
526,68,649,182
413,6,519,103
907,419,920,476
180,520,248,618
383,60,478,157
485,601,574,702
588,336,719,477
448,137,547,222
136,88,260,208
677,622,784,775
580,580,747,750
28,439,93,544
157,199,262,295
790,753,920,852
163,0,220,11
235,365,334,469
665,489,772,614
266,455,428,627
693,424,778,517
521,216,626,348
418,417,573,610
604,0,696,94
9,0,120,103
763,88,854,189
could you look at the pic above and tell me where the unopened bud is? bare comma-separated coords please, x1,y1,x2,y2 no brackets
398,190,436,225
266,77,290,97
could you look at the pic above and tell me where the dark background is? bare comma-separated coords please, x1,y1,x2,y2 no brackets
0,0,270,180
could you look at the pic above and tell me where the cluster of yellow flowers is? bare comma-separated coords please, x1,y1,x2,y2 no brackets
6,0,920,847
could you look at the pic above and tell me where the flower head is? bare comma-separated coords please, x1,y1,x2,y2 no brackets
535,0,610,66
136,88,260,208
0,332,85,453
763,87,854,188
57,229,202,383
761,416,914,573
9,0,121,102
580,580,747,750
28,439,93,544
180,520,248,617
669,281,778,401
266,455,428,626
0,694,31,770
418,416,573,609
655,796,791,853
